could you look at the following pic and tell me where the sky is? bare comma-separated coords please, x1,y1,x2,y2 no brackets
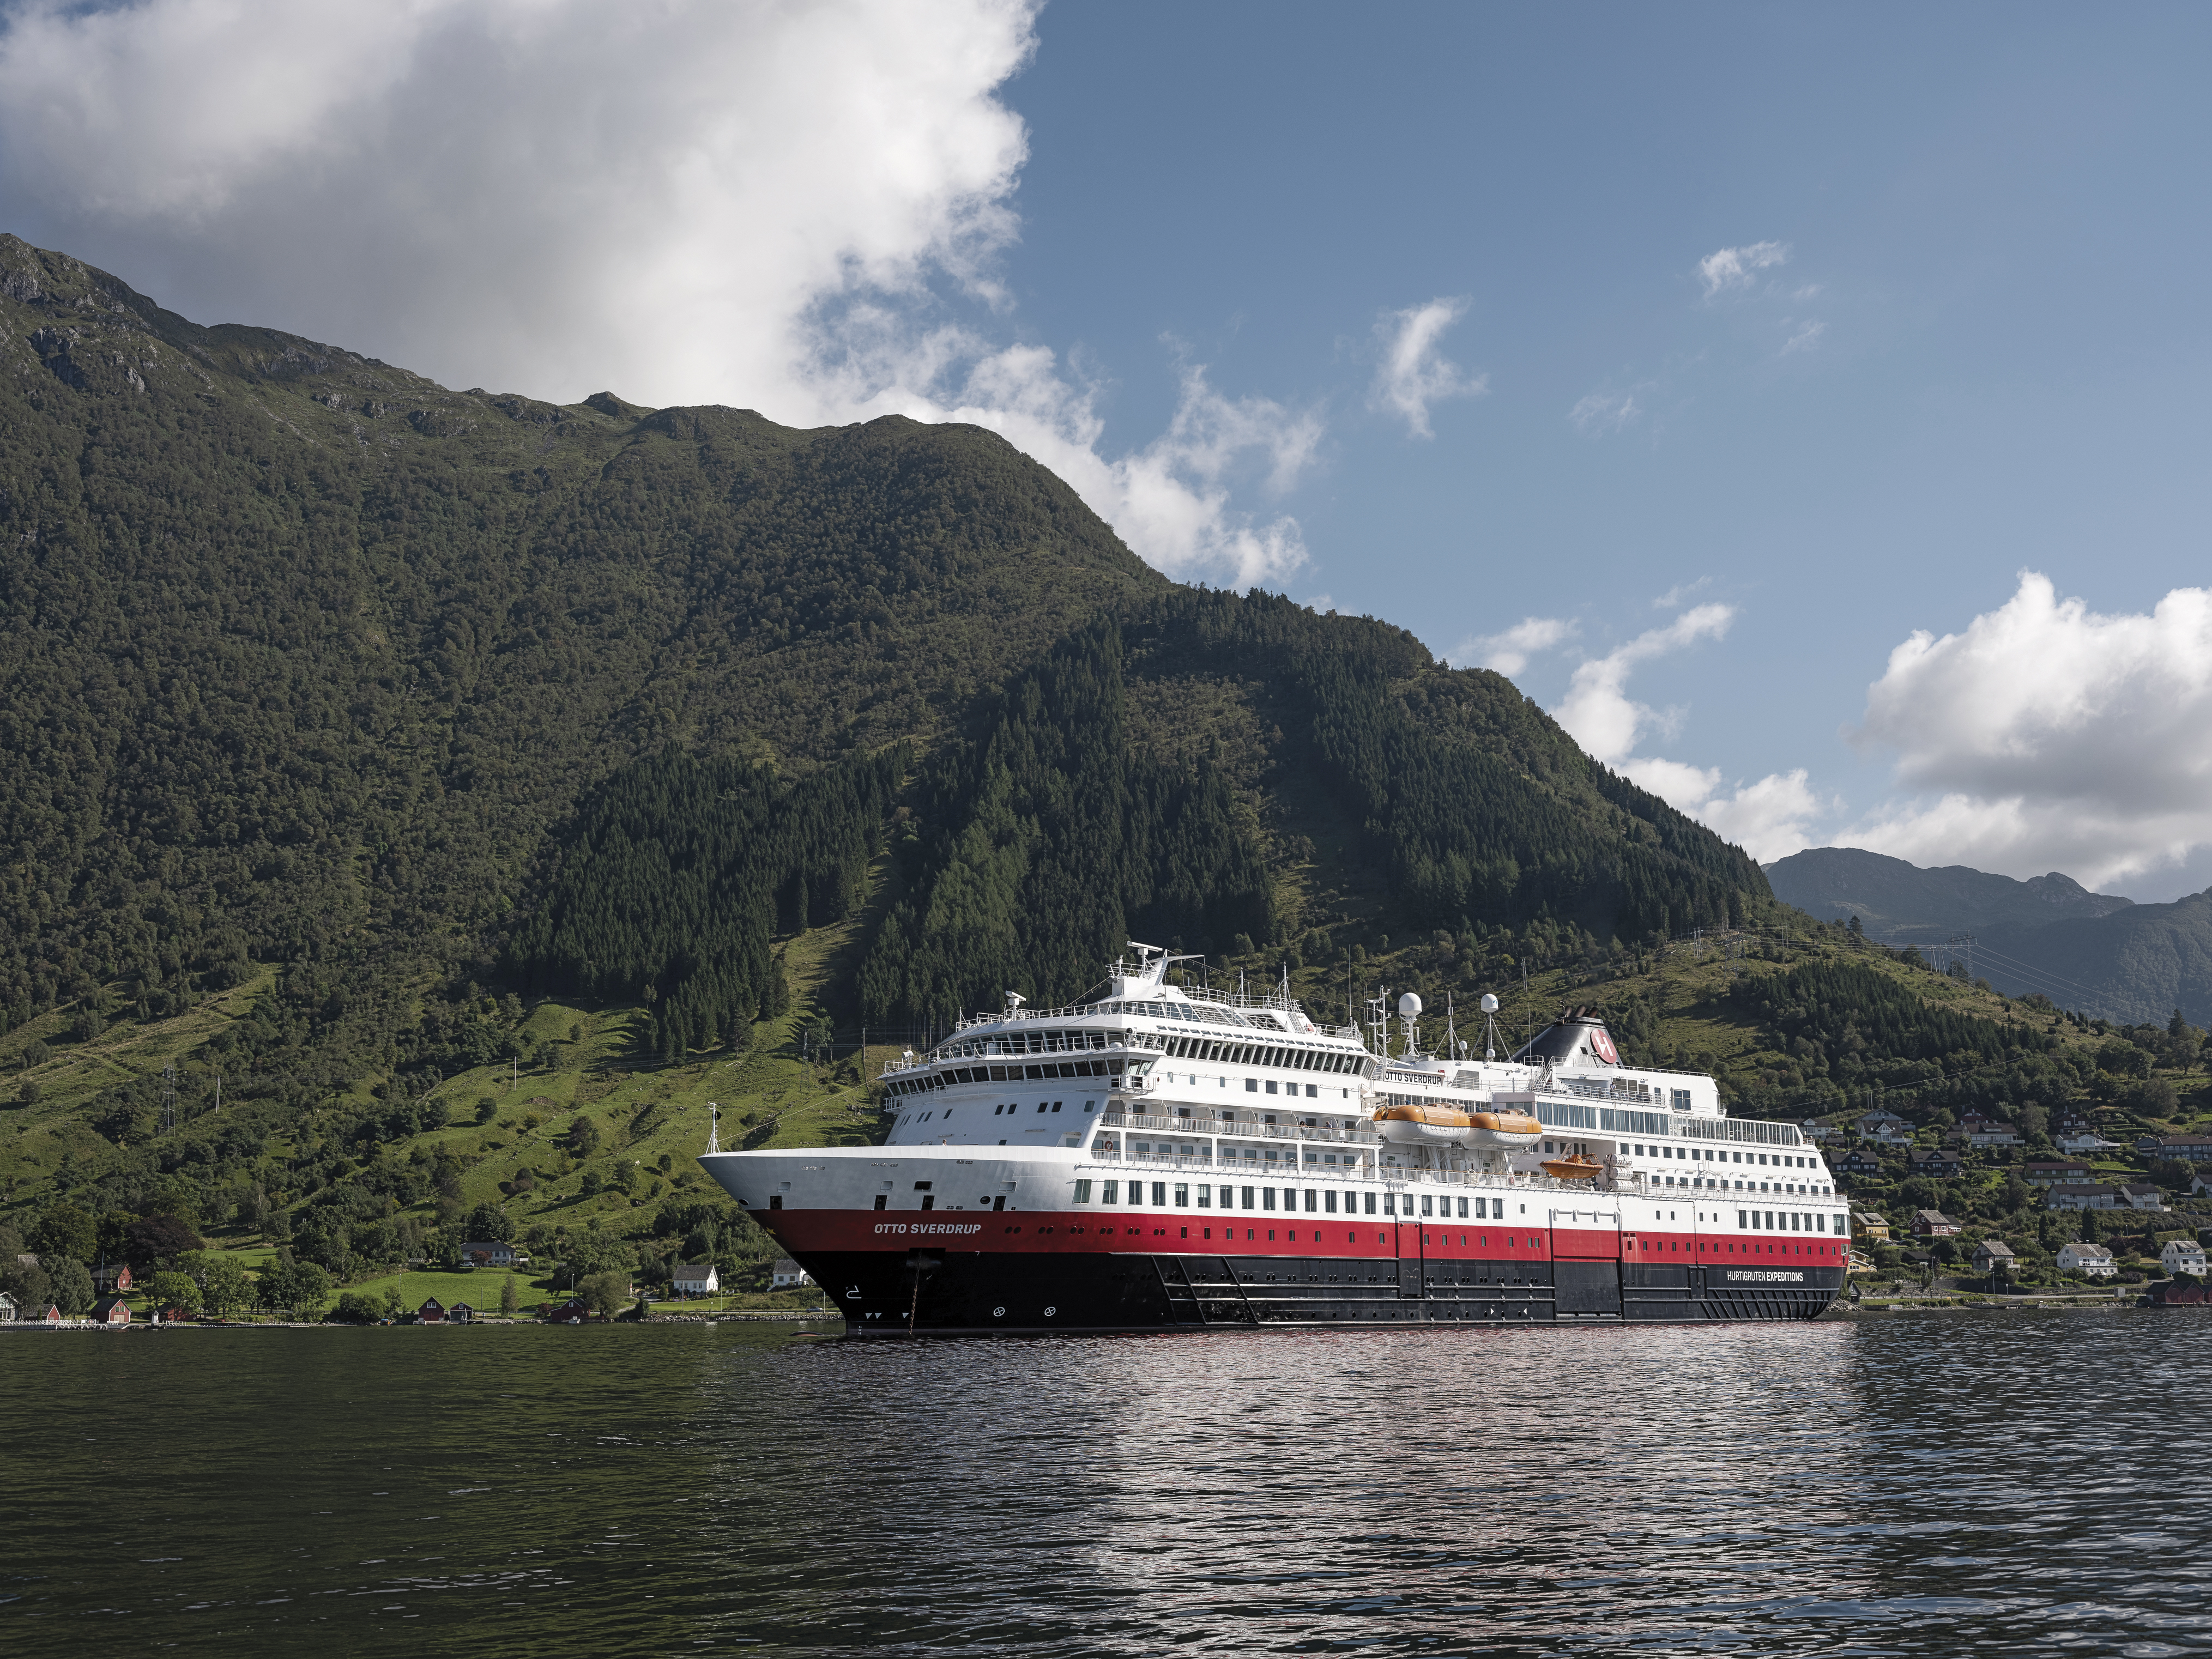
1,1,2208,899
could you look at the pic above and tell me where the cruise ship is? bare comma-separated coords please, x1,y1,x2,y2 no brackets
699,944,1847,1334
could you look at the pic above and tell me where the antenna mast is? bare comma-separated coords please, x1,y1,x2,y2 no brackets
160,1063,177,1134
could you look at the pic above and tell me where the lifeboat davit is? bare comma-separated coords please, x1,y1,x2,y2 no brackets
1373,1104,1542,1149
1540,1153,1605,1182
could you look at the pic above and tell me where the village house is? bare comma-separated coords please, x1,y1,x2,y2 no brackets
1956,1115,2023,1148
546,1298,591,1324
2018,1159,2093,1188
2151,1134,2212,1164
1858,1110,1913,1145
458,1240,516,1268
2161,1238,2209,1277
2122,1183,2171,1212
2046,1183,2122,1210
2192,1170,2212,1201
1970,1239,2017,1277
88,1295,132,1325
1908,1146,1964,1179
0,1290,16,1321
90,1262,134,1295
449,1301,476,1324
769,1257,813,1290
2056,1129,2122,1154
2056,1242,2117,1278
416,1296,447,1323
671,1262,720,1297
1912,1209,1962,1237
1836,1148,1884,1179
1853,1212,1893,1242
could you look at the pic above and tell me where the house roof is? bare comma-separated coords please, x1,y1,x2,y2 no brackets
2122,1183,2167,1195
2046,1183,2114,1197
458,1240,510,1254
2157,1135,2212,1148
2060,1243,2114,1261
1974,1239,2017,1259
672,1263,716,1280
1913,1209,1956,1225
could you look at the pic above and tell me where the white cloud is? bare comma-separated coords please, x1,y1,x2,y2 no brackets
1453,616,1579,677
1568,390,1641,434
1652,578,1712,609
1548,601,1826,861
1371,298,1486,438
1843,572,2212,888
1555,604,1737,763
1697,240,1790,298
1782,319,1826,354
0,0,1310,587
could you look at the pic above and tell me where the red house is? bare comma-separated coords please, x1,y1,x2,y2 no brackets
416,1297,447,1323
545,1298,591,1324
89,1295,132,1325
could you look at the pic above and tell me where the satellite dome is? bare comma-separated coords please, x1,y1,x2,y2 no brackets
1479,993,1500,1013
1397,992,1423,1018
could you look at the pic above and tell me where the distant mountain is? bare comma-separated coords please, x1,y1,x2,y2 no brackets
1768,847,2212,1025
1764,847,2134,942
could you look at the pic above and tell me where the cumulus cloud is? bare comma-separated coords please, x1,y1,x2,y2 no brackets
1453,616,1579,677
1568,390,1640,434
1548,602,1826,861
1697,239,1790,298
1842,572,2212,887
1371,298,1486,438
0,0,1310,585
1555,604,1737,763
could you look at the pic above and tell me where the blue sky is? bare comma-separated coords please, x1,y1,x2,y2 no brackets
989,3,2212,895
1,1,2206,895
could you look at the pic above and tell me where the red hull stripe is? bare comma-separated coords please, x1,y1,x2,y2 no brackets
760,1210,1848,1264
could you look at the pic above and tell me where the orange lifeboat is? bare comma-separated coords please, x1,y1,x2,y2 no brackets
1540,1153,1605,1181
1373,1104,1543,1149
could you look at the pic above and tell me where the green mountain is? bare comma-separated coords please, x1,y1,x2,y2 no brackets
0,234,1806,1291
1768,847,2212,1025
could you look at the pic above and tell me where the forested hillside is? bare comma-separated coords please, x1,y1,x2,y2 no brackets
0,233,1797,1303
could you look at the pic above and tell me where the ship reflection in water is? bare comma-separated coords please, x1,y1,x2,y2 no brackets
6,1314,2208,1656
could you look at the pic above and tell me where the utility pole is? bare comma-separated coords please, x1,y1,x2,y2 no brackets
160,1063,177,1134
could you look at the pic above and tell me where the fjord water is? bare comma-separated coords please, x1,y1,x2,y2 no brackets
5,1315,2206,1656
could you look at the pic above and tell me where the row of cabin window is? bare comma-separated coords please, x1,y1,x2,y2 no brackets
896,1099,1096,1128
1740,1209,1848,1236
940,1030,1113,1058
1131,1141,1362,1170
1634,1143,1822,1170
1073,1180,1525,1219
1158,1034,1361,1072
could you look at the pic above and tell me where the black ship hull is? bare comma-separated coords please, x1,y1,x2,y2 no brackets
811,1247,1846,1335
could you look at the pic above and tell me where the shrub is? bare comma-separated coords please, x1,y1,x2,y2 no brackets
327,1292,383,1324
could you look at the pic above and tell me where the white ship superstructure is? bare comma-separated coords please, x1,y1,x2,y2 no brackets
703,944,1848,1333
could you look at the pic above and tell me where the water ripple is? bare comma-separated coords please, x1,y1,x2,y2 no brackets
5,1314,2212,1654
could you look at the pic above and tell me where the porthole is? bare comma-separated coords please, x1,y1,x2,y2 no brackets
992,1306,1006,1318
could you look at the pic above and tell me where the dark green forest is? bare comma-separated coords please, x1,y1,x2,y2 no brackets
0,232,1818,1279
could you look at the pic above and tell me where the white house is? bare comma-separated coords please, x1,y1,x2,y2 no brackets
2057,1242,2117,1278
2161,1239,2208,1277
2122,1183,2171,1213
2046,1183,2122,1211
1859,1110,1912,1146
671,1262,719,1297
2057,1130,2120,1154
770,1257,812,1289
